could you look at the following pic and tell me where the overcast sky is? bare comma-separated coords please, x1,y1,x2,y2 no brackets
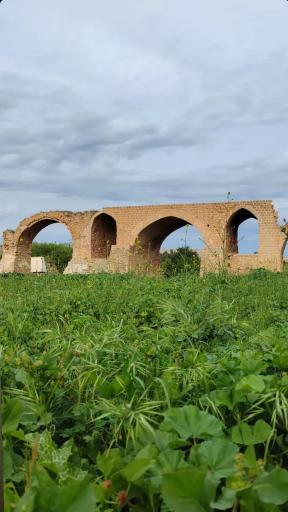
1,0,288,250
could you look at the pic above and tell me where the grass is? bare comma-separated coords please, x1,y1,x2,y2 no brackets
1,270,288,510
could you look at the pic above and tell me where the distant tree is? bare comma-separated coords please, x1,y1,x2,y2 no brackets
32,243,72,273
160,247,200,277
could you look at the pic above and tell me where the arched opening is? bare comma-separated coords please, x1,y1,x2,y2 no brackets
161,224,204,276
15,219,73,273
227,209,259,255
161,224,204,252
91,213,117,259
134,216,204,274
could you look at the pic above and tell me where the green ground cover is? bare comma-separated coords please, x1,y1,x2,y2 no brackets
1,271,288,511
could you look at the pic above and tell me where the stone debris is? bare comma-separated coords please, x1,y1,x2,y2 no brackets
31,257,47,273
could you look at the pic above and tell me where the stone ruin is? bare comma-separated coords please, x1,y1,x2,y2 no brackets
0,200,287,275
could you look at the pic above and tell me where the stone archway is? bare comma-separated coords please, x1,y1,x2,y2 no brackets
131,215,205,273
226,207,259,254
0,201,284,275
14,217,74,273
91,213,117,259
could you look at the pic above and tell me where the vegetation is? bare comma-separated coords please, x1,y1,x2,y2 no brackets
1,270,288,511
31,243,72,273
160,247,200,277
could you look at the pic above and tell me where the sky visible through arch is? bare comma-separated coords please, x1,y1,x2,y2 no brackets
0,0,288,253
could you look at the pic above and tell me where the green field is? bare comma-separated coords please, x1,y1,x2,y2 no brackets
1,271,288,511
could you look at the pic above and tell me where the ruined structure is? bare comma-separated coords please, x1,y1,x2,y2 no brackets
0,200,287,275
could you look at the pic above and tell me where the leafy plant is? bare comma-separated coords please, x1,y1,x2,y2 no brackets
1,271,288,509
161,247,200,277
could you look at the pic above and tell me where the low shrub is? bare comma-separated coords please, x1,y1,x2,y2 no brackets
31,242,72,273
161,247,200,277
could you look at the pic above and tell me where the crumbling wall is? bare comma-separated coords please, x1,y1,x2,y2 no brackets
0,201,285,275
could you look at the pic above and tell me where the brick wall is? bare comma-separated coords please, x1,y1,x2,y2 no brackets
0,200,286,275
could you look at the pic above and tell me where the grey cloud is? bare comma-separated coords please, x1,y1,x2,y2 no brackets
1,0,288,241
0,71,209,193
1,57,287,199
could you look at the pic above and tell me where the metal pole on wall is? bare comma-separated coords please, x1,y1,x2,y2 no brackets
0,377,4,512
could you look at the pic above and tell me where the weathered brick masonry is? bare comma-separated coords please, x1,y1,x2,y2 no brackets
0,200,287,275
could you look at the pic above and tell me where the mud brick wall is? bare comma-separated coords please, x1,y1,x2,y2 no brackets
0,201,286,275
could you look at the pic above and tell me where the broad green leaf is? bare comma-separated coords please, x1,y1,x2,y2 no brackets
232,423,254,445
254,468,288,505
121,458,154,482
211,487,237,510
150,449,188,489
210,389,234,410
3,399,22,435
156,449,188,474
236,375,265,393
4,484,18,512
162,468,217,512
152,430,185,451
231,420,272,445
94,483,105,504
244,445,257,470
53,478,96,512
15,368,30,386
196,439,239,478
211,388,247,410
240,359,266,375
3,448,13,480
161,405,223,440
135,444,159,460
14,488,35,512
9,429,26,442
32,466,58,512
240,488,280,512
254,420,273,444
97,449,123,478
37,430,73,479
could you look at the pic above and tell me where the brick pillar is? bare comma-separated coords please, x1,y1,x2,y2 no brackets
0,230,17,273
